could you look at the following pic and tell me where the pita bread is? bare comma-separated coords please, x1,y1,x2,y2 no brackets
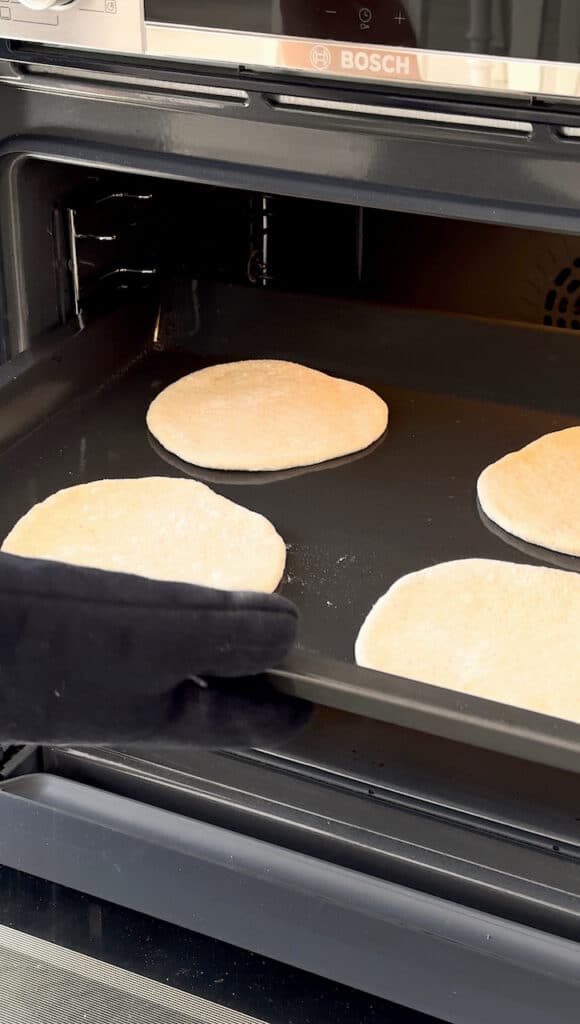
478,426,580,556
356,559,580,723
2,478,286,593
147,360,388,471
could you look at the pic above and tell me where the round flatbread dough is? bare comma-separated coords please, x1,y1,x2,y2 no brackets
146,360,388,471
1,478,286,593
477,426,580,556
355,559,580,723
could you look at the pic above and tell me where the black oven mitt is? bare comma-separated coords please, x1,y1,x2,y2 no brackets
0,553,309,748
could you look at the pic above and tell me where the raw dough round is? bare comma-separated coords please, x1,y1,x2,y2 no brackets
355,559,580,723
146,360,388,471
477,426,580,556
1,478,286,593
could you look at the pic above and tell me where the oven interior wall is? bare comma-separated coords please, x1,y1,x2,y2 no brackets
2,157,580,359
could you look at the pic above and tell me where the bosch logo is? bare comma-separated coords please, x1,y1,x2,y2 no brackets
340,49,412,76
310,45,331,70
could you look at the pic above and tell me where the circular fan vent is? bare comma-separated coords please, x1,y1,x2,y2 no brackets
544,259,580,330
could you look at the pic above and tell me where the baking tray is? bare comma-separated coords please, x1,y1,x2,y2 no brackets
1,286,580,772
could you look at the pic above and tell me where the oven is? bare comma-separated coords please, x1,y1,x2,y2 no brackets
3,0,580,98
0,3,579,1023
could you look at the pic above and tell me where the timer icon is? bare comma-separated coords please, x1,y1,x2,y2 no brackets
359,7,373,22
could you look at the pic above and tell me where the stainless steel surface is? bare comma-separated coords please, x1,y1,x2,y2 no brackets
0,923,268,1024
18,0,75,9
2,60,250,114
145,26,580,99
0,0,580,100
0,0,143,55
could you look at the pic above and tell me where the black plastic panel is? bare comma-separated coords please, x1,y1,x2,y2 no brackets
146,0,419,47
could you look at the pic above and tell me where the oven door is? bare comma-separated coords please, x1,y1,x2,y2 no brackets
0,864,404,1024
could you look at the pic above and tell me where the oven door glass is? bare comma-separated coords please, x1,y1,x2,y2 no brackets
144,1,579,62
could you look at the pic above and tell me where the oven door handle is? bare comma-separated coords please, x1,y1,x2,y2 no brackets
0,553,308,747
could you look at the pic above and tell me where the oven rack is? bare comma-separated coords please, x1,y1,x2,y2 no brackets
65,188,158,327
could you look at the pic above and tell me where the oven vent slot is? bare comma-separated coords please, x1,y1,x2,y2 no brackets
271,94,533,136
65,190,158,328
22,63,249,106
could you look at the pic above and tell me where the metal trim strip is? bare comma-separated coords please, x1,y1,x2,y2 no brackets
145,24,580,100
23,62,248,100
273,93,533,132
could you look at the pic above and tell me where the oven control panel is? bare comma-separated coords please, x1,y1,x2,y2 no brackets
18,1,75,9
2,0,580,102
0,0,143,53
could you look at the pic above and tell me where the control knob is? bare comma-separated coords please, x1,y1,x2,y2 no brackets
17,0,76,9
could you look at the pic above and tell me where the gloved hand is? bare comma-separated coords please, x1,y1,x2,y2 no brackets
0,553,309,748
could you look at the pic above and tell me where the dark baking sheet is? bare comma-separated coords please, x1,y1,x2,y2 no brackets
1,287,580,770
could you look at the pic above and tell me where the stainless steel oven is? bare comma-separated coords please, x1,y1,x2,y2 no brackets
0,3,580,1023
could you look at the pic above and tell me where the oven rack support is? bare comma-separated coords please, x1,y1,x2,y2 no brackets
65,190,158,327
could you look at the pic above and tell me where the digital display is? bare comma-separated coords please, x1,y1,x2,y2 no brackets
145,2,578,63
147,3,414,46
